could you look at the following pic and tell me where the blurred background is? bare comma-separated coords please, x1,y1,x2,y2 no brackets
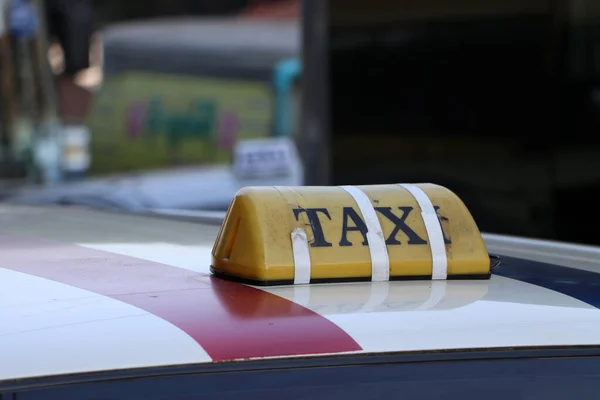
1,0,600,246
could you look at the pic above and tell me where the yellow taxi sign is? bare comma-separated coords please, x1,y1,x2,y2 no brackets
211,183,491,285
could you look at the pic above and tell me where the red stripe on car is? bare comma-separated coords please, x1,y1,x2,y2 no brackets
0,232,362,360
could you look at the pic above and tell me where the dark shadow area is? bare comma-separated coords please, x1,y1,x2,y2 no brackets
327,1,600,245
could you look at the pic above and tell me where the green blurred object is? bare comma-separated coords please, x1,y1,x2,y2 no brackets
87,17,298,175
87,72,274,174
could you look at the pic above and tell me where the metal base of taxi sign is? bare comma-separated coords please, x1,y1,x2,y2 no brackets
211,183,493,286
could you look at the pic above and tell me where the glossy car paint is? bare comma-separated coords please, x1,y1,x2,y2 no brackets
1,205,600,382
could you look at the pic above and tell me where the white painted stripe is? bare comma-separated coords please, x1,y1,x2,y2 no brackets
340,185,390,282
291,227,312,284
0,267,211,382
399,184,448,280
80,243,214,275
326,279,600,353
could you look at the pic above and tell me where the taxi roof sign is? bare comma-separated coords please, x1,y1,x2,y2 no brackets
211,183,492,285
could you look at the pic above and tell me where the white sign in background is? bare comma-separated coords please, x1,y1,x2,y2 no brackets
232,137,303,185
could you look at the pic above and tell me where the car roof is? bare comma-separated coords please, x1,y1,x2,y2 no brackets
2,204,600,383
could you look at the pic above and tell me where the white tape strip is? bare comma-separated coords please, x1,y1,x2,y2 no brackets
399,184,448,280
340,186,390,281
291,228,311,284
